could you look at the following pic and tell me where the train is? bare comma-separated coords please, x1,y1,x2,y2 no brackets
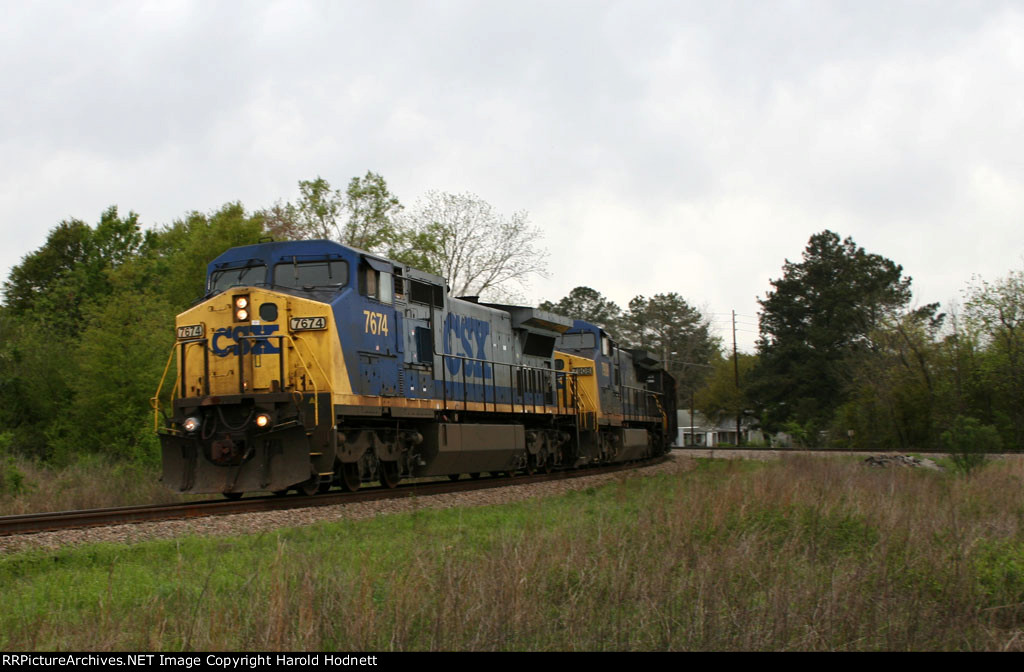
153,239,677,497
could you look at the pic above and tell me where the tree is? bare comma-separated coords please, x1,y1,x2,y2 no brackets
265,176,346,241
751,230,913,431
404,191,548,300
619,293,719,398
2,219,92,314
260,172,406,256
152,202,266,307
962,268,1024,450
834,304,947,450
342,171,404,252
1,207,152,337
0,202,265,462
0,206,156,459
539,286,623,335
695,352,758,426
49,287,176,465
0,306,76,458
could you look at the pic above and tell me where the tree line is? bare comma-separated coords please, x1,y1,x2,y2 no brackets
721,230,1021,452
542,230,1023,454
1,173,1019,466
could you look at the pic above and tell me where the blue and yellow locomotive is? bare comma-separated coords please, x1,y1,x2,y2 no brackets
154,239,676,497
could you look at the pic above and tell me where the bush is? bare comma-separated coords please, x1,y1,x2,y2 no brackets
941,415,1002,477
0,431,31,496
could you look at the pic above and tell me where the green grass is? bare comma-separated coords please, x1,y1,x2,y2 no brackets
2,455,1024,651
0,454,192,516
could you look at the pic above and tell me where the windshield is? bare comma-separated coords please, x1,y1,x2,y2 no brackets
273,260,349,290
209,265,267,293
558,332,597,350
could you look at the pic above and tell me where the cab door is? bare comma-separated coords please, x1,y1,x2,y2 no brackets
357,258,399,396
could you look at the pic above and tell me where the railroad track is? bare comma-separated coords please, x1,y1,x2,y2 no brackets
0,456,667,537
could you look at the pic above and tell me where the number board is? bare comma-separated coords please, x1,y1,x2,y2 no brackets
289,316,328,331
176,324,205,339
571,366,594,376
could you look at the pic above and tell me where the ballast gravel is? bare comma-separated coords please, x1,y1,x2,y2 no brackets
0,454,694,555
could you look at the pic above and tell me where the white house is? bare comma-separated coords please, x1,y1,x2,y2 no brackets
675,410,767,447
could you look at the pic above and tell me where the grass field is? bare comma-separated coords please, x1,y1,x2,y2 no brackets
2,455,1023,651
0,454,188,516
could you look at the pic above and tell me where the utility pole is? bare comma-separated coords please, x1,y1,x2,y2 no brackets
690,390,695,446
733,310,741,446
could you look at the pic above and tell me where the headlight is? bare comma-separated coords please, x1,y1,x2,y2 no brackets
233,294,251,322
183,416,201,433
255,413,271,428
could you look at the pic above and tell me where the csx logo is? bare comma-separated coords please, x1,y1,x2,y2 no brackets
211,325,281,357
443,313,491,378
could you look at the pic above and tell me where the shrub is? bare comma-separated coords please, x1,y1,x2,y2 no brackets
941,415,1002,477
0,431,30,496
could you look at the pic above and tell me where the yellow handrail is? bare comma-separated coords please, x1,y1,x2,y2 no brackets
151,333,334,432
282,333,333,426
151,343,178,432
653,393,668,432
575,378,598,414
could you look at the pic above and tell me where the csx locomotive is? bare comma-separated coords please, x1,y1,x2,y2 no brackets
154,239,677,497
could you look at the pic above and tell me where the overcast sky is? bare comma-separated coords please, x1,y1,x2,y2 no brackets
2,0,1023,352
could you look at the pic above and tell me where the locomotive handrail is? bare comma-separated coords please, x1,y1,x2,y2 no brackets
151,332,334,431
280,333,331,427
570,373,583,432
652,393,669,432
223,332,328,425
620,383,664,423
151,343,178,431
574,374,598,415
151,342,186,432
438,351,578,416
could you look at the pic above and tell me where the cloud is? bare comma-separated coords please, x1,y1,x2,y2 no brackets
1,1,1023,353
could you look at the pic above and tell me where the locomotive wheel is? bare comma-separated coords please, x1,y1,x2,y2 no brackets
542,454,554,474
524,455,536,476
299,479,319,496
340,462,361,492
272,489,289,497
469,473,481,480
380,461,401,489
448,473,461,481
318,481,332,494
223,492,243,500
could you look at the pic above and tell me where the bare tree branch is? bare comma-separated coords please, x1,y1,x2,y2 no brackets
404,191,549,300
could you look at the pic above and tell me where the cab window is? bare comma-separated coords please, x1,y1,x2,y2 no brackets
361,266,393,304
379,271,393,304
558,333,596,350
209,264,267,293
273,260,349,290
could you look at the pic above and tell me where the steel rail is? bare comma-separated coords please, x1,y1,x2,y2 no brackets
0,455,668,538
